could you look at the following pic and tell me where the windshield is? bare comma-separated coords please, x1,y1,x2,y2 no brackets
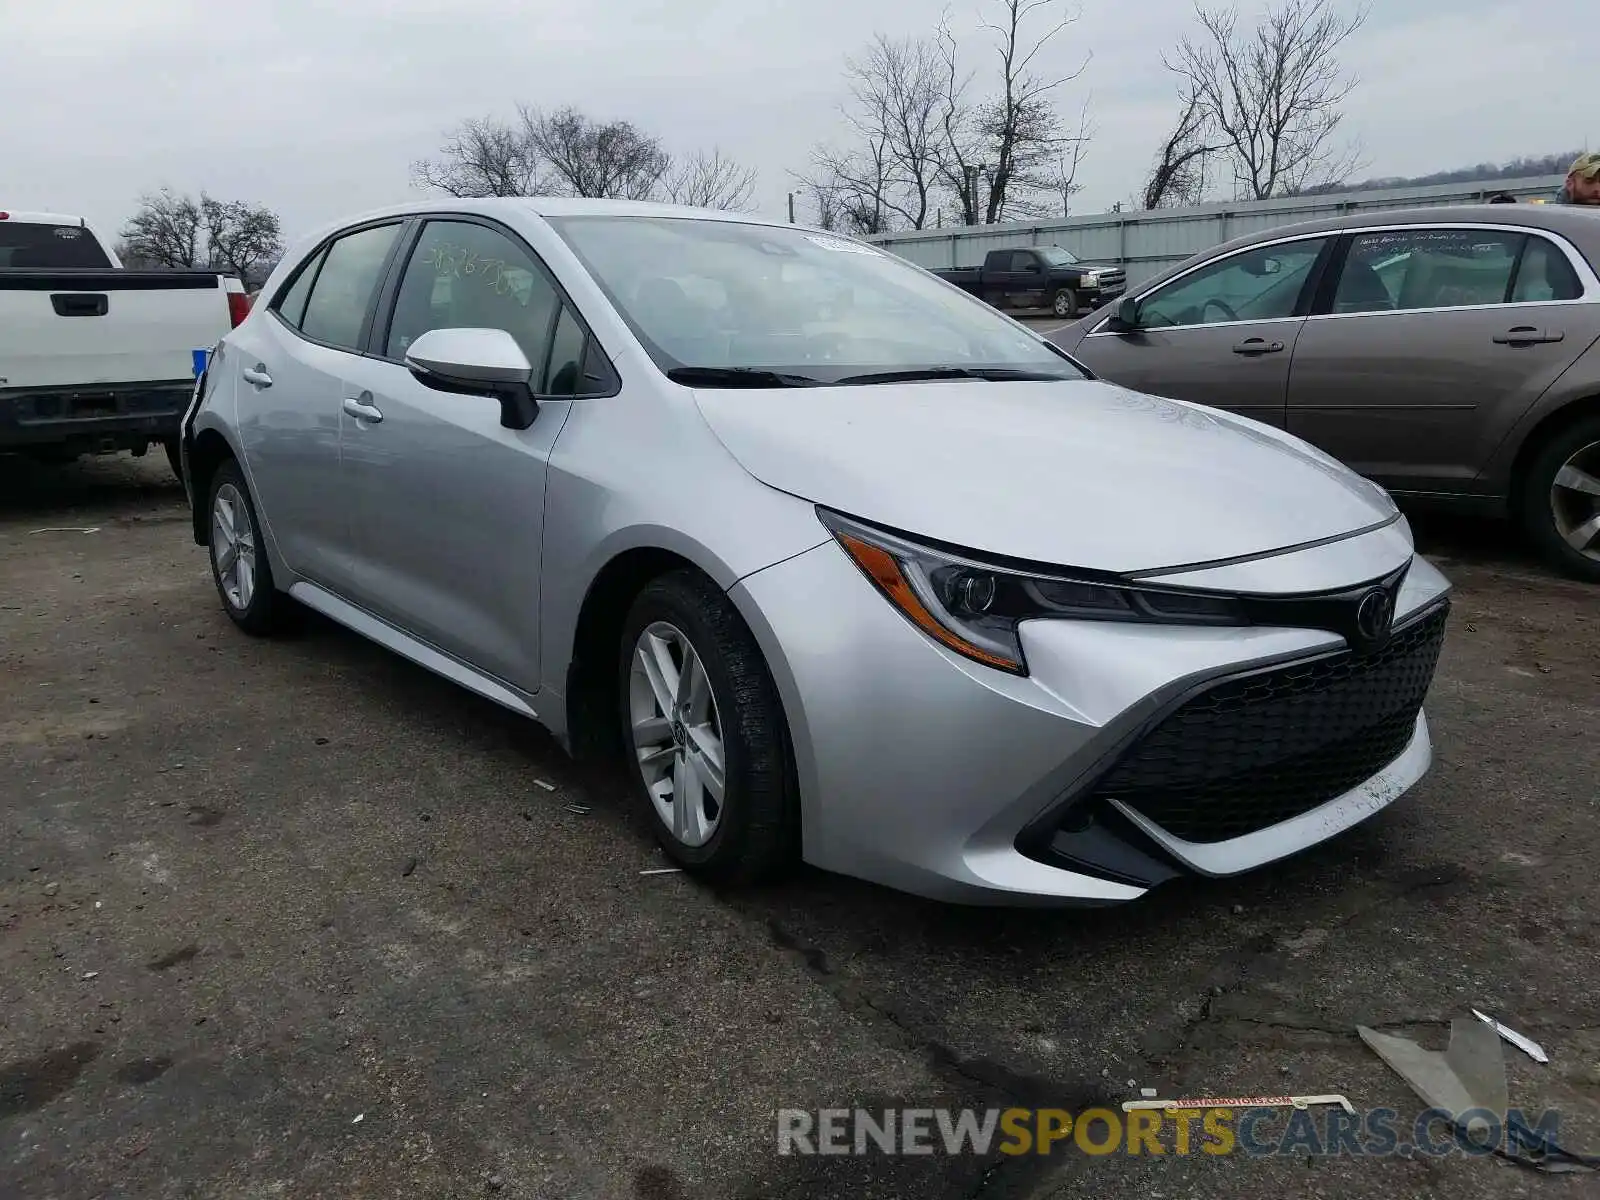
0,221,112,269
1037,246,1081,266
546,216,1085,385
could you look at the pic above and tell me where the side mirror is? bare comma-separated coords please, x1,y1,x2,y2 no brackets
1110,295,1142,331
404,327,538,430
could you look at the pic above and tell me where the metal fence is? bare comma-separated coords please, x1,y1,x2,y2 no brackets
865,176,1567,285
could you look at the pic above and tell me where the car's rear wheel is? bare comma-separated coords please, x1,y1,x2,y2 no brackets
208,460,289,634
1519,414,1600,582
617,570,797,882
1052,288,1077,318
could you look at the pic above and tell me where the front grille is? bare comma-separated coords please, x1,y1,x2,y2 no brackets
1082,603,1449,844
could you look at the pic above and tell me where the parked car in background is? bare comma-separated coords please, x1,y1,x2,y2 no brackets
181,197,1451,905
1054,205,1600,581
0,209,248,476
933,246,1125,318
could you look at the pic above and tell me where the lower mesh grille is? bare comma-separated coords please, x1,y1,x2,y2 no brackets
1085,603,1449,844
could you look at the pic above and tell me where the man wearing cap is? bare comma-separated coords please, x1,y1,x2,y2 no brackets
1555,152,1600,205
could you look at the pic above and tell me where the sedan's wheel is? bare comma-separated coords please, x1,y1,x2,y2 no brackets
1052,288,1077,318
1520,415,1600,582
630,622,726,848
618,570,797,881
207,460,288,634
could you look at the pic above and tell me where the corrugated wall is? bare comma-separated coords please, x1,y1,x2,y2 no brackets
866,176,1567,285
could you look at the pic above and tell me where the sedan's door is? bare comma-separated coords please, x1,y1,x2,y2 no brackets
228,221,404,589
336,216,609,692
1287,225,1600,494
1070,236,1333,429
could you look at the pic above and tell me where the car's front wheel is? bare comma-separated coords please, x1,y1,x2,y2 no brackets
1052,288,1077,318
617,570,797,882
207,460,289,634
1520,415,1600,583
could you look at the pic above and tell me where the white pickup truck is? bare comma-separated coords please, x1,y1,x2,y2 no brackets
0,209,249,475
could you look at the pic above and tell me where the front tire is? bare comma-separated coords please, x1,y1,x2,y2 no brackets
617,570,798,882
207,459,289,634
1518,415,1600,583
1052,288,1078,318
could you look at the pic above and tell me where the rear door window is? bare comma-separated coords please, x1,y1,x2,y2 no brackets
0,221,113,269
298,224,403,351
1336,228,1524,314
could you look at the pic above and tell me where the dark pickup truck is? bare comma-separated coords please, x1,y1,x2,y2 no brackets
932,246,1125,319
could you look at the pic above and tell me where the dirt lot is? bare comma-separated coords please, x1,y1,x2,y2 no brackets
2,454,1598,1200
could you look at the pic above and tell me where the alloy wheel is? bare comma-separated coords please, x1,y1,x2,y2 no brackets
211,482,258,611
628,621,727,848
1550,438,1600,565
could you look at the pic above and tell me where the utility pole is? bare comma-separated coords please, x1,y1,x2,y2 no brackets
787,192,796,224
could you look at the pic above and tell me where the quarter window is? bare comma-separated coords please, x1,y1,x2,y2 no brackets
1336,228,1523,314
1138,240,1328,328
1511,236,1583,303
298,223,402,350
272,249,324,329
384,220,560,364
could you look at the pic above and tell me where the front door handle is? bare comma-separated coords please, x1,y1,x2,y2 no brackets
241,365,273,388
342,395,384,423
1232,338,1286,356
1493,326,1565,346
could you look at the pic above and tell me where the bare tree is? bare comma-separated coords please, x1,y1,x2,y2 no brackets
971,0,1092,222
521,106,670,200
1167,0,1366,200
662,148,757,210
841,34,949,229
791,175,846,230
415,105,756,208
1034,97,1094,217
410,116,543,197
803,134,899,234
200,196,283,283
929,1,1092,224
119,189,201,268
1143,83,1217,208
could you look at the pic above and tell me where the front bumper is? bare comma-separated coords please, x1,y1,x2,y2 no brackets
730,537,1451,905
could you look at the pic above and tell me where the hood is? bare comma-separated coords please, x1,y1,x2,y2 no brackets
694,379,1396,575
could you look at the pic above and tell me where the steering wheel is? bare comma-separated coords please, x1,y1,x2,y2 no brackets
1201,297,1240,323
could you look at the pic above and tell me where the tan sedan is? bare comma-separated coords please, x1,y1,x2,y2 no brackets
1053,205,1600,580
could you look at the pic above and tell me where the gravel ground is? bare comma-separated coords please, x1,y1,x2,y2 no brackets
2,453,1597,1200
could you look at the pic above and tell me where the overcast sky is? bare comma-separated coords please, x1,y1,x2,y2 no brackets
4,0,1595,249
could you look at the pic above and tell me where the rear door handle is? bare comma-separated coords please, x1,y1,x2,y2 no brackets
1493,326,1565,345
342,395,383,423
241,365,273,388
1232,338,1285,355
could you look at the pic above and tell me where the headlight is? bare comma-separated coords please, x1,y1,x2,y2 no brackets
819,510,1247,675
1078,272,1099,288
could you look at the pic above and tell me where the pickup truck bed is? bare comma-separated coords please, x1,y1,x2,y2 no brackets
0,211,244,467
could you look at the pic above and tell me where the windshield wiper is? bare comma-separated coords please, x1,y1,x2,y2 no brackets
835,366,1079,385
666,366,821,388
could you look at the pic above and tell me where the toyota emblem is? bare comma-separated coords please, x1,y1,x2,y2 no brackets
1355,586,1396,645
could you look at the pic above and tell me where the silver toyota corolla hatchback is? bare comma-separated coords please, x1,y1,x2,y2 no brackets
180,198,1452,904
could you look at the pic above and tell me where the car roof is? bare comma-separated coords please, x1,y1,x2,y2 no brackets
302,196,786,238
0,209,87,226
